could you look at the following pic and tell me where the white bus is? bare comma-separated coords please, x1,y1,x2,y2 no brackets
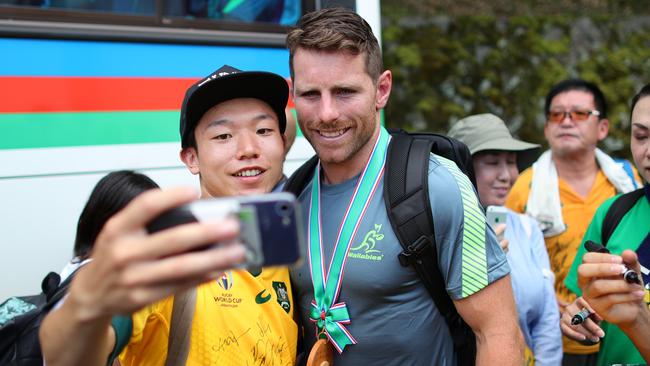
0,0,381,301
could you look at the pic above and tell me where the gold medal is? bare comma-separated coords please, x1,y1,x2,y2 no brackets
306,337,333,366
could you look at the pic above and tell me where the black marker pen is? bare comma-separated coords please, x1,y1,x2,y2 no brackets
584,240,641,284
571,308,592,325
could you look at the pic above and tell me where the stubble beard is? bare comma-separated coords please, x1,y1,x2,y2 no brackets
310,116,377,166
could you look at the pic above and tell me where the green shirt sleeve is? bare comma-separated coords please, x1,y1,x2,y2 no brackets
564,196,618,296
107,315,133,365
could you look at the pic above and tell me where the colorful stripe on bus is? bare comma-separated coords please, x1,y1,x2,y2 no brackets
1,38,292,149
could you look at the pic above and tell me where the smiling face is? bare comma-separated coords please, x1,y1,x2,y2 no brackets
544,90,609,158
473,151,519,207
291,49,391,182
180,98,286,198
631,96,650,183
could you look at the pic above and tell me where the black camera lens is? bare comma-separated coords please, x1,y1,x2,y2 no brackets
276,202,292,216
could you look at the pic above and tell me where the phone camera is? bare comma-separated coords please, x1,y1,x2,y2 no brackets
275,202,293,217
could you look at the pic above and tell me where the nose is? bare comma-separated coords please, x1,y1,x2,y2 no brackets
559,112,575,126
236,131,260,160
317,93,340,123
560,111,573,125
496,162,512,182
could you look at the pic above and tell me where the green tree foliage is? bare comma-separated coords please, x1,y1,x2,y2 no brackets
381,0,650,159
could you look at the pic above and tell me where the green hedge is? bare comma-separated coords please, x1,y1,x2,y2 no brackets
381,2,650,159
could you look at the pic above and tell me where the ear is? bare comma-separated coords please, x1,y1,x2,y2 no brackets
286,77,293,96
281,134,288,159
597,118,610,141
375,70,392,110
180,148,200,175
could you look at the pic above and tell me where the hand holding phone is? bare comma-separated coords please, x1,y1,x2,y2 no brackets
64,187,247,316
146,192,303,269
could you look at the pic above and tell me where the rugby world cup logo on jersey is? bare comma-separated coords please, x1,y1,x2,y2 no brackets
217,271,233,290
213,271,243,307
348,223,385,261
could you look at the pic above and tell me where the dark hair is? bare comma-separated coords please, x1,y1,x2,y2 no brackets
73,170,159,260
630,84,650,121
286,7,382,83
544,79,608,119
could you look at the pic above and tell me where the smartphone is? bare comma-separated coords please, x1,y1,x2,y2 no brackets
146,192,303,268
237,193,303,267
485,205,508,230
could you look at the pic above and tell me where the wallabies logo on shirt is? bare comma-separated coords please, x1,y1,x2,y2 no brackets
348,223,385,261
272,281,291,313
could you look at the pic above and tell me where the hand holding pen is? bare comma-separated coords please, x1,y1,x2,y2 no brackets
584,241,644,284
571,308,593,325
578,248,647,328
560,296,604,343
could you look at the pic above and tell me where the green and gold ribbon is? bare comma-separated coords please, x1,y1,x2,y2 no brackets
307,127,390,353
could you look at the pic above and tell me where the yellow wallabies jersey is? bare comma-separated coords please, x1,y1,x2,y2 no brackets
118,267,297,366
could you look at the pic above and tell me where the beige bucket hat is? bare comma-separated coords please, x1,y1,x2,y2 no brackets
448,113,540,171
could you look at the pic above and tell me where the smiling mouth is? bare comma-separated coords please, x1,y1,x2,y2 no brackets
234,169,263,177
318,128,349,138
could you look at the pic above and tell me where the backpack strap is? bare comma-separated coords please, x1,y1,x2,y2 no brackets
41,272,62,302
383,134,437,269
284,155,319,197
383,133,476,366
601,188,645,246
388,128,477,189
383,133,445,306
165,288,197,366
43,269,80,311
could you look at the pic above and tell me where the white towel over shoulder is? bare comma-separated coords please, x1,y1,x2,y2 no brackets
526,149,639,238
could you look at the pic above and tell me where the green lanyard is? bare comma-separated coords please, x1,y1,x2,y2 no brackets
307,127,390,353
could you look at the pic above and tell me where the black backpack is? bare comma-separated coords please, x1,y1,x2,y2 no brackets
601,188,645,246
285,129,477,366
0,271,75,366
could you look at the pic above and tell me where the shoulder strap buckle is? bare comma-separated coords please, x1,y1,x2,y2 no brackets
397,235,432,266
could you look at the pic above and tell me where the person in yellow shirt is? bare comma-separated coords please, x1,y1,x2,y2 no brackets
506,79,640,366
40,65,298,366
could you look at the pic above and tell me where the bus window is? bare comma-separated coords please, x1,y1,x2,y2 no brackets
0,0,302,27
0,0,156,15
164,0,301,26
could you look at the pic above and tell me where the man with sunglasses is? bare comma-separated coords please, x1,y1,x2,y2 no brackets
506,78,641,366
